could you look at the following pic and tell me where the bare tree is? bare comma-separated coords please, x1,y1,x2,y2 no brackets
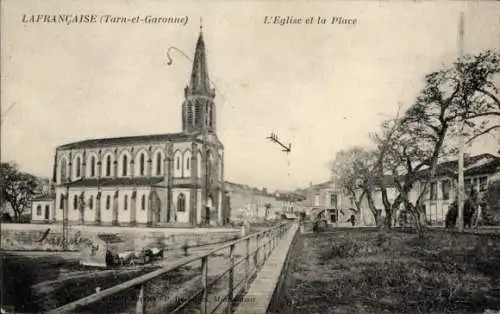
371,49,500,235
458,50,500,143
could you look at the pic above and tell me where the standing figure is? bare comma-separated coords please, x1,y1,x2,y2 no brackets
350,214,356,226
347,214,356,227
473,204,483,230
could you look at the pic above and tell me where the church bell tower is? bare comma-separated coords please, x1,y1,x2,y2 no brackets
182,27,217,134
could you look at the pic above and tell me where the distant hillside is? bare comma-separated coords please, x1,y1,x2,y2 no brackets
294,180,332,196
224,181,271,196
224,181,305,201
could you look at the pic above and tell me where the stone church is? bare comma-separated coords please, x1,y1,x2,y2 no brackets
33,29,228,226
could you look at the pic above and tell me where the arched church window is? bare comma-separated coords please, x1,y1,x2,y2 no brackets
75,157,81,177
208,104,212,128
141,195,146,210
156,152,162,175
106,156,111,177
124,195,128,210
59,194,64,209
206,152,212,182
90,156,95,177
73,195,78,210
177,193,186,212
122,155,128,176
36,205,42,216
60,158,67,182
176,156,180,170
106,195,111,210
89,196,94,210
140,154,145,176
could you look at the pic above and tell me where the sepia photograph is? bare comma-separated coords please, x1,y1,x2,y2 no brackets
1,1,500,313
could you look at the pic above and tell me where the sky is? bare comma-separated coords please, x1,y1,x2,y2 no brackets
1,1,499,191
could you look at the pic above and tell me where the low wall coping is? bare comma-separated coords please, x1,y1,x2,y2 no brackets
0,223,239,234
234,223,298,314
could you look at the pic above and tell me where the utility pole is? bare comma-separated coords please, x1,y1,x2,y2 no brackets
457,11,465,233
62,183,69,251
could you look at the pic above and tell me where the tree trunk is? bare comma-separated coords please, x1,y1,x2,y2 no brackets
383,210,392,229
413,209,427,238
365,190,381,227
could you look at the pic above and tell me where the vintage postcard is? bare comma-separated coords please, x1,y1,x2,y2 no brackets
1,1,500,313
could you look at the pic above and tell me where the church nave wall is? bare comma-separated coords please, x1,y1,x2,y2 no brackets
172,188,190,223
82,188,98,223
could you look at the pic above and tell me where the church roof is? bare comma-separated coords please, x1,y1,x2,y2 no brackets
61,177,165,187
187,29,212,96
57,132,190,150
31,192,56,201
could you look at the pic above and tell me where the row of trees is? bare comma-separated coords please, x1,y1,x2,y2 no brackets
1,162,46,222
330,50,500,234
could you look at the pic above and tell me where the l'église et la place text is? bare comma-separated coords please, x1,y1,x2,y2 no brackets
264,16,358,26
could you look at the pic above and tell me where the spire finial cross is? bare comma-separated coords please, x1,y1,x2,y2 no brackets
200,17,203,32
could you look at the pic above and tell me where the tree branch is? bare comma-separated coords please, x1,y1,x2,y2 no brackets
477,88,500,109
465,125,500,144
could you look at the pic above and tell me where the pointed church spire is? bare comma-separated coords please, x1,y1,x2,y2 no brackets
187,21,212,96
182,23,217,134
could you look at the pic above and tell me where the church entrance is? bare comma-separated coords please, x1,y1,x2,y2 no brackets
205,195,214,225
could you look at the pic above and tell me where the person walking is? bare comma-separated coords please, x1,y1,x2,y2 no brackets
346,214,356,227
473,203,483,231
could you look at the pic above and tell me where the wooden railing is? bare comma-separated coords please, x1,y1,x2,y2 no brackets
46,222,292,314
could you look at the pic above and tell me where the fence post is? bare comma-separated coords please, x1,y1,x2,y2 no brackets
245,237,250,287
262,231,267,262
255,234,260,268
201,256,208,314
267,231,272,258
227,243,235,313
135,284,146,314
271,229,275,251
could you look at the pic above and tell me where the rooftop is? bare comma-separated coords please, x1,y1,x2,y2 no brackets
58,177,165,188
56,132,190,150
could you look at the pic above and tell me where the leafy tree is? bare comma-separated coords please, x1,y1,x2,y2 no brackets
330,147,382,225
1,162,39,222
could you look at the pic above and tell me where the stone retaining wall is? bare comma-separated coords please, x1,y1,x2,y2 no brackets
1,223,240,252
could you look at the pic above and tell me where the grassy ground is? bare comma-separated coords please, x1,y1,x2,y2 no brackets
288,229,500,314
1,234,264,313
